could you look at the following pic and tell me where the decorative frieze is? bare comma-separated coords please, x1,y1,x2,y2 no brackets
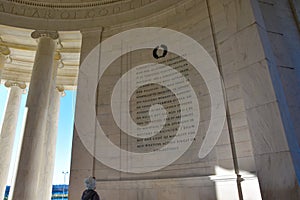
0,0,158,20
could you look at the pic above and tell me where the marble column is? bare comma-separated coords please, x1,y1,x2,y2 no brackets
37,54,59,199
40,84,65,199
0,82,25,200
0,46,10,80
11,30,58,200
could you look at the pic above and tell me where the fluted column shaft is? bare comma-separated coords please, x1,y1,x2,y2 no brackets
11,31,58,200
38,55,61,199
0,82,25,200
41,86,64,200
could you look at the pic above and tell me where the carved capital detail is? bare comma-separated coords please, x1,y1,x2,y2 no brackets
0,46,11,56
4,81,27,89
56,86,66,97
54,52,62,60
54,52,64,68
31,30,59,40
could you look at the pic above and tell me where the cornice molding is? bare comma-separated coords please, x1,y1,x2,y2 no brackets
6,0,124,9
0,0,177,31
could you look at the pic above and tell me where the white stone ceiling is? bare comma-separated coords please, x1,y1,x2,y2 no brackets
0,24,81,90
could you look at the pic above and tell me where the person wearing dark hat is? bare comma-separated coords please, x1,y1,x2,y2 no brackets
81,176,100,200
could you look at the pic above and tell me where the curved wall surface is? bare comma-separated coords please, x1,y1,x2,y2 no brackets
70,0,300,199
1,0,300,199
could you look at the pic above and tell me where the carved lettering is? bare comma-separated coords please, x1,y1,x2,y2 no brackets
134,55,193,151
60,11,70,19
141,0,147,6
85,10,96,18
10,6,14,13
0,3,5,12
0,0,159,20
141,0,155,6
74,11,78,19
130,2,136,9
31,9,40,18
12,6,26,16
98,8,108,16
44,10,53,19
113,6,121,14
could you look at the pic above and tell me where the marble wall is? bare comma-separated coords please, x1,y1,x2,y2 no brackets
69,0,300,199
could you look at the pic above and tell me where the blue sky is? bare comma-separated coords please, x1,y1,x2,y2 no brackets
0,84,75,185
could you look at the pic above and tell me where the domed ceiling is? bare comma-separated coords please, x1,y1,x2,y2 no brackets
0,0,186,89
0,0,183,31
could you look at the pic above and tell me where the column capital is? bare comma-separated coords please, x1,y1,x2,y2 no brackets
54,52,62,60
4,81,26,89
56,86,66,97
31,30,59,40
54,52,64,68
0,45,10,56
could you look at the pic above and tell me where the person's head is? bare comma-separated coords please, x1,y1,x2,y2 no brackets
84,176,96,190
